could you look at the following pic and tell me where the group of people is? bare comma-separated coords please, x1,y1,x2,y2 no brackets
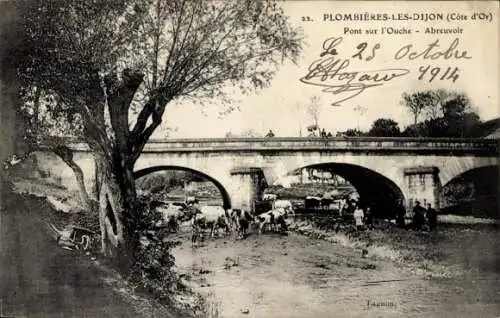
264,129,334,138
310,128,333,138
353,204,373,231
411,200,437,231
344,198,439,232
340,198,373,231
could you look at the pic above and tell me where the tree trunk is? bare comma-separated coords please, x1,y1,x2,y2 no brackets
92,68,145,272
69,162,91,211
96,152,138,272
52,146,92,212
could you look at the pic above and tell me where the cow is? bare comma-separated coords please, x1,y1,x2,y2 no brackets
256,208,288,234
185,196,198,206
191,205,232,244
320,192,334,210
152,202,189,232
272,199,295,217
230,209,255,238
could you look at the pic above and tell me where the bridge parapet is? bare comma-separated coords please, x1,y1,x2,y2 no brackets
62,137,498,155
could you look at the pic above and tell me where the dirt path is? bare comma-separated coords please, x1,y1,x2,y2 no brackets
172,225,500,318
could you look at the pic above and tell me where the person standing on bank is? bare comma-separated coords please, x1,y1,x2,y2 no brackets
426,203,437,231
364,206,373,230
353,204,365,231
396,202,406,229
412,200,426,230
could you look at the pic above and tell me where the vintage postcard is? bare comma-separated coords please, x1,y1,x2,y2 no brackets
0,1,498,317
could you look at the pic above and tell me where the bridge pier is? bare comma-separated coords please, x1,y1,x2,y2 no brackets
404,166,441,211
229,167,267,212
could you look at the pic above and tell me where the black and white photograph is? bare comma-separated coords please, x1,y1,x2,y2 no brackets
0,1,499,317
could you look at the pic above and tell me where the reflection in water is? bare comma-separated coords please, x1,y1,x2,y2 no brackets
173,224,500,318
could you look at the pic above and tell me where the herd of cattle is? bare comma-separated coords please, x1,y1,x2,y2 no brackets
263,193,356,212
151,196,296,244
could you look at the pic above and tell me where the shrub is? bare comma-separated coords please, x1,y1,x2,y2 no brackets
69,195,184,303
126,197,182,302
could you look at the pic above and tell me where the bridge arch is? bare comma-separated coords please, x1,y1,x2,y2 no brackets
439,157,499,186
262,154,409,203
279,162,406,219
133,165,232,209
441,165,498,218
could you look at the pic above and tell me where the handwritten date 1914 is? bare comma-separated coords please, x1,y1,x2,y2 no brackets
418,66,459,83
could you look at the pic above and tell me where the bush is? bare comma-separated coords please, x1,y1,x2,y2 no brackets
126,197,183,302
71,200,100,230
67,195,185,303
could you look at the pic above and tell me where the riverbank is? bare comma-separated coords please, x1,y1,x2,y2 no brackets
7,177,500,317
2,182,212,318
288,216,500,280
0,190,168,317
171,221,500,318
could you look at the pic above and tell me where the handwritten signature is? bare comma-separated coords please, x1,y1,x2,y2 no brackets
300,55,410,106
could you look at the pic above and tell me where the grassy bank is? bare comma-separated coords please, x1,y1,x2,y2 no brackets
438,214,499,225
288,218,466,279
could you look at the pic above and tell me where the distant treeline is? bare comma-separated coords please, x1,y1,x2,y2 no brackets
337,90,493,138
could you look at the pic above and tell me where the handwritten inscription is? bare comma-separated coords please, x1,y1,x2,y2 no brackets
418,66,459,83
394,38,471,60
300,37,470,105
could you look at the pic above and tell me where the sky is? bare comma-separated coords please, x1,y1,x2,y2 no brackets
155,1,499,139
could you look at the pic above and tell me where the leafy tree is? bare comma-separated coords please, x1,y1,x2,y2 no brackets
445,111,482,138
306,96,322,133
402,119,446,137
401,91,436,125
441,93,471,119
440,93,482,138
14,0,302,269
401,90,482,138
337,129,364,137
11,86,95,211
422,89,458,121
367,118,400,137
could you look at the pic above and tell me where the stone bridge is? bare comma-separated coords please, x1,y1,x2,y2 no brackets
33,137,499,216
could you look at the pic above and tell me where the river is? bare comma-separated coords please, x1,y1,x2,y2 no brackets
172,222,500,318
